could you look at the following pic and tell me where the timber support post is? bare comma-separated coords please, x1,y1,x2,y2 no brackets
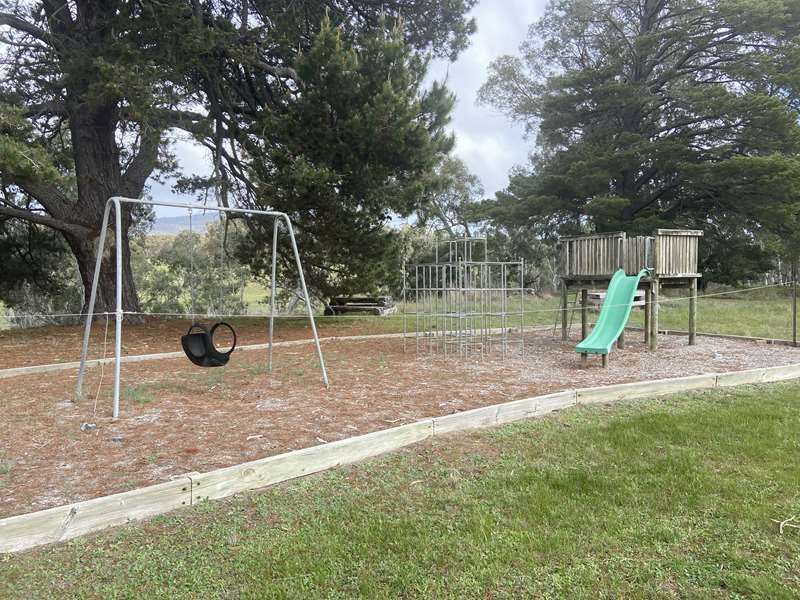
649,279,659,351
644,286,652,346
688,278,698,346
581,288,588,365
561,281,569,341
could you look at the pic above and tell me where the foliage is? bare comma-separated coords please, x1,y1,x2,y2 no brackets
0,1,475,313
0,217,82,326
236,18,456,299
478,0,800,282
416,156,484,237
3,383,800,597
132,223,248,316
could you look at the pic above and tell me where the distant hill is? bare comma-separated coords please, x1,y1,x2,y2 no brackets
150,213,218,235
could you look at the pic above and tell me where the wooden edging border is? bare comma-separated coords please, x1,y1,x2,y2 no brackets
3,361,800,554
626,325,797,347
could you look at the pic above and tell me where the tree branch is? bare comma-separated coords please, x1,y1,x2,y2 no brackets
120,126,163,197
13,178,72,219
0,12,52,44
254,60,303,87
0,203,86,236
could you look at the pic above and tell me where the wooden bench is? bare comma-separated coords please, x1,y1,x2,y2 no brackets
325,296,397,316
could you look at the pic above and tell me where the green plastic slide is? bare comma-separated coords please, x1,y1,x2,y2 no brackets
576,268,649,357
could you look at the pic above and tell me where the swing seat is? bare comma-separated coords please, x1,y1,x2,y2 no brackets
181,322,237,367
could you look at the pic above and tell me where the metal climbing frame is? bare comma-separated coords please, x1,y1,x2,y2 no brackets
75,196,329,419
404,238,525,359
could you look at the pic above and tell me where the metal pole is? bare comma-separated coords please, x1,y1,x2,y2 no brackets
402,261,407,354
112,198,123,418
580,288,588,365
650,278,659,351
415,265,419,356
268,219,279,372
283,215,329,387
520,258,525,358
76,201,114,398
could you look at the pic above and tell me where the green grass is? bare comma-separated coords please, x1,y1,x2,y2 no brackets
243,281,270,311
627,295,794,340
3,383,799,598
121,384,156,406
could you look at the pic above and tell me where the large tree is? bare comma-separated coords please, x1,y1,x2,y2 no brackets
0,1,475,316
230,17,458,298
479,0,800,282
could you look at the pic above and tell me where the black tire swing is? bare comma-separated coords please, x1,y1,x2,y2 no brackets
181,322,236,367
180,206,238,368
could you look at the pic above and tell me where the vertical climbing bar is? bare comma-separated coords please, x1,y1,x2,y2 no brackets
649,279,659,351
580,288,588,365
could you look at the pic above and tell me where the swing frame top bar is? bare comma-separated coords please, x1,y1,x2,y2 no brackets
76,196,329,419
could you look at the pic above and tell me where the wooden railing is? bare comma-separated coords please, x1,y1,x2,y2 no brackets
653,229,702,277
558,232,625,278
623,236,653,274
558,229,702,279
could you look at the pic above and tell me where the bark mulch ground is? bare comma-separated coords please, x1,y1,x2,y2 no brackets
1,328,798,519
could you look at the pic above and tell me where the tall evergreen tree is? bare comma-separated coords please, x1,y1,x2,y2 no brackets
0,1,475,316
479,0,800,282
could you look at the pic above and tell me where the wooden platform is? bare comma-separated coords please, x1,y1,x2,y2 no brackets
557,229,703,359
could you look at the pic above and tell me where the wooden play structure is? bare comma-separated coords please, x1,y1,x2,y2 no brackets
557,229,703,354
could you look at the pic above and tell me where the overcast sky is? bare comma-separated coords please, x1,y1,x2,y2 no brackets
425,0,545,197
152,0,547,216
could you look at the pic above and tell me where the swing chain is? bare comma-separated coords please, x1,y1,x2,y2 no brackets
188,207,197,325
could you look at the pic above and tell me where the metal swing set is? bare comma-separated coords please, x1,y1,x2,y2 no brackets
75,196,329,419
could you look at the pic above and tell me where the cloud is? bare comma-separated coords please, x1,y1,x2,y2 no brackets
426,0,546,197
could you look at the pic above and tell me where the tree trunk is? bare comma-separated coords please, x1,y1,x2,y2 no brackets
65,103,144,322
64,222,142,323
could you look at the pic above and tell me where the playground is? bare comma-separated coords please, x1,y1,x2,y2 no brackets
2,324,799,520
3,2,800,595
2,218,800,537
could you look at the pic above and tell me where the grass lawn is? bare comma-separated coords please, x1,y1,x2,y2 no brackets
2,382,799,599
627,295,795,340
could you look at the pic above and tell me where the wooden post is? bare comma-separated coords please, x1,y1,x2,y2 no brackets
793,260,797,348
649,279,659,351
581,288,588,364
644,286,652,345
651,232,660,351
688,277,697,346
602,353,608,368
581,289,588,340
561,281,569,341
618,329,625,349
